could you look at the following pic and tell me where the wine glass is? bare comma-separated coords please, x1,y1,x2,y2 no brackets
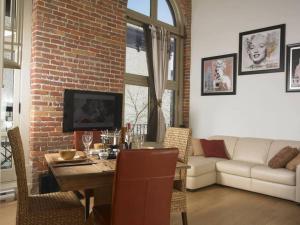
82,131,93,156
140,134,145,147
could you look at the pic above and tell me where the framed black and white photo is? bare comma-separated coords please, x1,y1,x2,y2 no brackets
238,24,285,75
201,53,237,96
286,43,300,92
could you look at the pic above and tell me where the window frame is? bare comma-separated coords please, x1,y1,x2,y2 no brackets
125,0,184,128
3,0,24,69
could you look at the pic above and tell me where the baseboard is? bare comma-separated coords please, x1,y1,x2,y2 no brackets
0,189,16,202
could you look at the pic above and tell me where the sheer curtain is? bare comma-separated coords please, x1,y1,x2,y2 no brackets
149,25,170,142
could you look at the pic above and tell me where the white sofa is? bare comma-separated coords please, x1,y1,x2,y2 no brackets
187,136,300,203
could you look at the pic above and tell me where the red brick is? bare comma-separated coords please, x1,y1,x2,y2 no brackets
30,0,191,193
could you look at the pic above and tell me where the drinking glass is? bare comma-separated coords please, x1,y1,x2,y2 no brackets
82,131,93,156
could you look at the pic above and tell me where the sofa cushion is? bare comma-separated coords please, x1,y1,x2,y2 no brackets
200,139,229,159
268,146,299,169
208,136,238,159
187,156,226,177
267,140,300,164
191,138,203,156
233,138,272,164
286,153,300,171
216,160,259,178
251,165,296,186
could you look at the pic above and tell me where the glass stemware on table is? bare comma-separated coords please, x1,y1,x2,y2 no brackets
82,131,93,156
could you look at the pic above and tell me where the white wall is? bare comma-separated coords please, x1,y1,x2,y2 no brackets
190,0,300,140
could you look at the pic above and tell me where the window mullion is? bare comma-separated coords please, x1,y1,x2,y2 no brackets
127,9,183,37
151,0,158,20
165,80,177,90
125,73,149,87
175,36,184,126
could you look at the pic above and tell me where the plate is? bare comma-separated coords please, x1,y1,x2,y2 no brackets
53,155,88,164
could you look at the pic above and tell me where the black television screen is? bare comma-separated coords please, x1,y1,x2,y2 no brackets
63,89,123,132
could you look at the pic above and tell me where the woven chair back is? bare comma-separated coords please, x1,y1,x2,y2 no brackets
111,148,178,225
163,127,192,163
7,127,29,208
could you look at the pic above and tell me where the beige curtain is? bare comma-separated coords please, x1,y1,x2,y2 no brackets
149,25,170,142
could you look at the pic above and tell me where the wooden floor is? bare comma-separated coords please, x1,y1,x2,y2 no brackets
1,185,300,225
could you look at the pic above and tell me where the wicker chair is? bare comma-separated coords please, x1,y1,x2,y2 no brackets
163,127,192,225
8,127,85,225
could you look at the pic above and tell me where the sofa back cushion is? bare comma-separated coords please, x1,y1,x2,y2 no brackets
208,136,238,159
233,138,272,164
267,140,300,163
191,138,203,156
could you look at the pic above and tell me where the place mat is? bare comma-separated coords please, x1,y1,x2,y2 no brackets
53,155,88,164
52,159,96,167
93,159,116,172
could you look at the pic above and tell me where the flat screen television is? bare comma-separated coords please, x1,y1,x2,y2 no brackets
63,89,123,132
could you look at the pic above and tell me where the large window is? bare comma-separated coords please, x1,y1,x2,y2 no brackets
1,0,22,183
125,0,183,140
3,0,23,69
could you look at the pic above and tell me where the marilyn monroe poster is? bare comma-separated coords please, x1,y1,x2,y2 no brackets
239,24,285,75
201,53,237,96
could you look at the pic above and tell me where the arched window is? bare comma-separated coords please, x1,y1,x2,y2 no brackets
125,0,184,140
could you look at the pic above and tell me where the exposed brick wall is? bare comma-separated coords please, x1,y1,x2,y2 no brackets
179,0,191,127
30,0,191,192
30,0,128,191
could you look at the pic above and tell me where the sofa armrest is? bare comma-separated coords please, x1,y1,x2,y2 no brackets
297,165,300,203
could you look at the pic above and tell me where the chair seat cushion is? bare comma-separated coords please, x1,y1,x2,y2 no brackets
216,160,259,178
251,165,296,186
29,191,84,212
187,156,226,177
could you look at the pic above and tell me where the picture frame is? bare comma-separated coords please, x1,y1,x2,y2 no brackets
286,43,300,92
201,53,237,96
238,24,285,75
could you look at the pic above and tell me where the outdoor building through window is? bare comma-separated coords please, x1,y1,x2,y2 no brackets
125,0,184,141
1,0,22,182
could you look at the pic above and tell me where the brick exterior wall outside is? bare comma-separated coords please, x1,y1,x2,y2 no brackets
30,0,191,192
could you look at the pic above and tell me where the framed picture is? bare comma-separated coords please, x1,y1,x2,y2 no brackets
201,53,237,96
286,43,300,92
238,24,285,75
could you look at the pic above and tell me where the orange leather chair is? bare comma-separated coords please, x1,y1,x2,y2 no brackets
89,148,179,225
73,130,102,151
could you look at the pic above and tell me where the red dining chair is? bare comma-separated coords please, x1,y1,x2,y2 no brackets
74,130,102,151
73,130,102,219
87,148,179,225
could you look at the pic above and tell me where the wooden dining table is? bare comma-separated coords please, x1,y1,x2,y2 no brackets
45,151,190,206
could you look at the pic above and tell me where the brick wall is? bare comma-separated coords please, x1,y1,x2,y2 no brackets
30,0,128,191
179,0,191,127
30,0,191,192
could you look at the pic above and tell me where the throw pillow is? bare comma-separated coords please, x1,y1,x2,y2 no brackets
192,138,204,156
200,139,228,159
268,146,299,169
286,153,300,171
